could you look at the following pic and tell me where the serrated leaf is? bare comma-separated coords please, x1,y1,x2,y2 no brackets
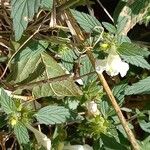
0,88,17,114
102,22,116,34
8,40,82,98
117,42,150,69
114,0,150,35
8,40,48,83
118,42,150,57
125,76,150,95
139,120,150,133
32,52,83,98
113,84,127,104
71,9,101,32
11,0,41,41
35,106,70,125
14,122,29,144
121,55,150,69
101,134,128,150
140,136,150,150
41,0,53,10
116,35,131,44
80,56,96,84
59,46,77,72
11,0,53,41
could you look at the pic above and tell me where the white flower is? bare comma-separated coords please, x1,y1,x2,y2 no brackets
86,101,100,116
63,144,93,150
95,53,129,77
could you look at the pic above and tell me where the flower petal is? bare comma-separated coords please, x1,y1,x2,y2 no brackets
118,61,129,77
95,59,107,74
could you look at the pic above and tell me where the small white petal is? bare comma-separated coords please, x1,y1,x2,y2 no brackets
76,78,84,85
95,59,107,74
86,101,100,116
106,55,121,76
95,53,129,77
118,61,129,77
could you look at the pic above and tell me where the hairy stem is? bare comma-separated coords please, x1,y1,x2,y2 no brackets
60,6,140,149
86,49,140,150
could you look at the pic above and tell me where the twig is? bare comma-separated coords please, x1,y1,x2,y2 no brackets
10,139,16,150
2,71,95,101
56,0,80,12
0,25,41,80
96,0,114,23
0,11,51,80
86,48,140,150
4,89,33,101
62,7,140,150
13,71,95,90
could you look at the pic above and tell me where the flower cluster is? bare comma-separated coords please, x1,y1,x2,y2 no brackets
95,51,129,77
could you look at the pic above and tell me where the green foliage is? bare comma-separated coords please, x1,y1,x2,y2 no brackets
41,0,53,10
32,52,82,98
14,122,29,144
1,0,150,149
79,116,110,138
101,134,128,150
140,136,150,150
117,42,150,69
59,44,77,72
71,9,101,32
114,0,150,34
35,105,70,125
11,0,53,41
11,0,40,41
135,109,150,134
8,40,82,98
113,84,127,104
0,88,17,114
125,76,150,95
80,56,96,84
102,22,117,34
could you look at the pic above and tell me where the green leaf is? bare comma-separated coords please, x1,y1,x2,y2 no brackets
35,105,70,125
80,56,96,85
59,46,77,72
11,0,53,41
8,40,82,98
8,40,48,83
71,9,101,32
11,0,41,41
117,42,150,69
102,22,116,34
14,122,29,144
41,0,53,10
32,52,83,98
113,84,127,104
0,88,17,114
118,42,150,57
140,136,150,150
122,55,150,69
139,120,150,133
101,134,128,150
0,114,7,128
116,35,131,44
125,76,150,95
114,0,150,35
